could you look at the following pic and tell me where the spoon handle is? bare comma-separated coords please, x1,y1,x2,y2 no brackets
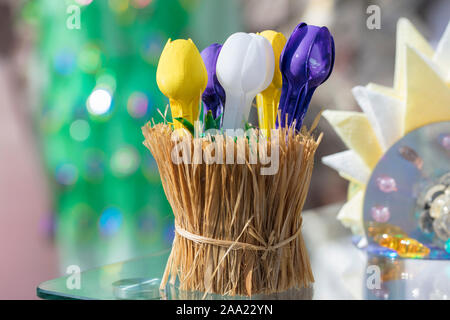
295,86,316,131
222,93,245,130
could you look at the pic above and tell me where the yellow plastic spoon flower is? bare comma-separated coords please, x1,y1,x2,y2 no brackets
156,39,207,130
255,31,287,134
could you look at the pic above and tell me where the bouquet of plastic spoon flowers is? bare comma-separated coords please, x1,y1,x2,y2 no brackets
142,22,334,296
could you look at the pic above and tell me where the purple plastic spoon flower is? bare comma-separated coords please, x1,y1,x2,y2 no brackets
277,23,335,130
201,43,226,120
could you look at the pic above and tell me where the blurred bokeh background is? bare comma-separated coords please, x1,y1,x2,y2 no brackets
0,0,448,299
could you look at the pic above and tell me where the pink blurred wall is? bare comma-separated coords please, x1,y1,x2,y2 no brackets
0,61,58,299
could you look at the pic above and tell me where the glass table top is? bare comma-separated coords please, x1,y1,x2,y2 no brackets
37,204,450,300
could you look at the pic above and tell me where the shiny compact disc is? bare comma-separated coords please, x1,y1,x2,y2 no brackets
364,121,450,260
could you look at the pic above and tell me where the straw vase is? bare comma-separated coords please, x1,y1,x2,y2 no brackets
142,121,322,296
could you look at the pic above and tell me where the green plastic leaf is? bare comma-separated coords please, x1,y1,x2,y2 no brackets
174,117,195,136
205,110,218,130
215,114,222,128
245,122,256,131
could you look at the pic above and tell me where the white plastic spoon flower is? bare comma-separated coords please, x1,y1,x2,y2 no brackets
217,32,275,130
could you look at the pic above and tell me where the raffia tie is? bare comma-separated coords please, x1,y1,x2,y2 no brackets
174,218,302,260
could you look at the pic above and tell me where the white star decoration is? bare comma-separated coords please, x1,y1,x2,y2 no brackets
322,18,450,235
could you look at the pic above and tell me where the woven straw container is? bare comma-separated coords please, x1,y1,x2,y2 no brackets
142,121,321,296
